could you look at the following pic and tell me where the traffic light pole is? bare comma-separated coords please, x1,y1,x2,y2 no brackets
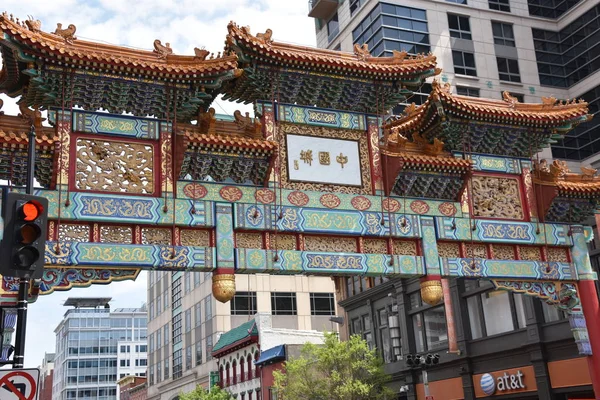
13,123,36,368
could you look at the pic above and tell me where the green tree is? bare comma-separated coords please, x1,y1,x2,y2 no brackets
273,332,393,400
179,385,234,400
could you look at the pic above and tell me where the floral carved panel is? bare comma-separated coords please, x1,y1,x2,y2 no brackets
364,238,387,254
392,240,417,256
58,224,90,242
438,242,460,258
270,234,296,250
75,138,154,194
472,176,523,220
304,236,357,253
141,228,171,245
235,232,263,249
180,230,210,247
100,226,132,244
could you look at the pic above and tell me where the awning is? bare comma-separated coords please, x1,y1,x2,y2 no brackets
254,345,286,366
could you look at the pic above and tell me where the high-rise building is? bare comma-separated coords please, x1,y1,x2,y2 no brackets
310,0,599,164
38,352,55,400
52,298,148,400
146,270,336,400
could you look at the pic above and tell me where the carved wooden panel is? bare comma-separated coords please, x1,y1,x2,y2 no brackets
392,239,417,256
180,230,210,247
437,242,460,258
304,236,357,253
75,138,154,194
472,176,523,220
235,232,263,249
141,228,171,245
465,243,487,258
519,246,541,261
547,247,569,262
270,234,296,250
492,244,515,260
58,224,90,242
100,226,132,243
364,238,388,254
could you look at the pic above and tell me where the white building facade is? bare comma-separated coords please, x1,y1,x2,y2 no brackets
52,298,147,400
146,271,336,400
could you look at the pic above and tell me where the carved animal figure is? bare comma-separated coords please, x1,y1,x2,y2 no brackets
54,23,76,43
90,143,109,160
391,49,407,60
353,43,370,60
25,16,41,32
153,40,173,59
233,110,261,138
256,29,273,44
581,165,597,178
194,47,210,61
502,91,519,107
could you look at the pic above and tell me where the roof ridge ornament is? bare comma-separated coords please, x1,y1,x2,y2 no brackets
25,15,41,33
194,47,209,61
153,39,173,60
353,43,370,61
256,29,273,46
53,23,76,44
502,91,519,108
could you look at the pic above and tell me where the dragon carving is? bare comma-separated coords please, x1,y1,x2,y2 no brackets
153,40,173,59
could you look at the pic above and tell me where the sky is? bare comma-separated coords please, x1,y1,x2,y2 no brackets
0,0,317,369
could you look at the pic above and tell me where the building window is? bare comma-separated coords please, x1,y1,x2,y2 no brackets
164,288,169,309
174,348,183,379
446,0,467,3
352,3,430,57
377,308,394,363
456,86,480,97
206,334,213,361
120,359,130,367
271,292,298,315
467,288,527,339
350,0,367,16
120,345,130,353
173,313,182,345
172,276,182,310
327,12,339,41
184,274,191,294
448,14,471,40
231,292,257,315
194,272,202,287
205,296,213,321
185,308,192,333
452,50,477,76
412,305,448,352
541,300,567,323
186,346,192,370
156,362,162,383
194,303,202,327
350,314,374,349
164,324,169,346
135,359,147,367
489,0,510,12
156,295,161,316
497,57,521,82
195,340,203,366
310,293,335,316
492,21,515,46
528,0,581,19
149,363,155,386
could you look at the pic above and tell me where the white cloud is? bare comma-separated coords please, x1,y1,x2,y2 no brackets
1,0,317,368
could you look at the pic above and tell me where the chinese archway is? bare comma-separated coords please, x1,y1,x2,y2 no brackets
1,12,600,392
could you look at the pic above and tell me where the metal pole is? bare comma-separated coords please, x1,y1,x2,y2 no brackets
13,123,36,368
422,370,430,397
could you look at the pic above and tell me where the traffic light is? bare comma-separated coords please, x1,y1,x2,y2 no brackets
0,192,48,279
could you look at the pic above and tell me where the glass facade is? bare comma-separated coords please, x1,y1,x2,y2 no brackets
533,6,600,88
352,2,430,58
551,84,600,160
53,306,147,400
528,0,582,18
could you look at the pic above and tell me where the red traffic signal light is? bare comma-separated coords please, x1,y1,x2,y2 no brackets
0,193,48,279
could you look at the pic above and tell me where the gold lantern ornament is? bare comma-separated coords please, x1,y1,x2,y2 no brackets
212,274,236,303
420,278,443,306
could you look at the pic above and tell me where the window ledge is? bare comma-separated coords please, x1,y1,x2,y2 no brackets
454,74,479,81
500,81,523,87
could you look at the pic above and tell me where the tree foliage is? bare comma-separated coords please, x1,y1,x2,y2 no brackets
273,332,393,400
179,385,234,400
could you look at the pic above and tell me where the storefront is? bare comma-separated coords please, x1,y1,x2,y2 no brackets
412,358,594,400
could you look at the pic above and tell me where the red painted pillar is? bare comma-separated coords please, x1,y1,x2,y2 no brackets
578,280,600,398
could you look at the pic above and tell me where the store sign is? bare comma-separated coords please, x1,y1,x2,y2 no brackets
473,366,536,398
480,371,525,395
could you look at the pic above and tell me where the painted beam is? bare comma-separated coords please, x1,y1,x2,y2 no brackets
440,257,577,280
